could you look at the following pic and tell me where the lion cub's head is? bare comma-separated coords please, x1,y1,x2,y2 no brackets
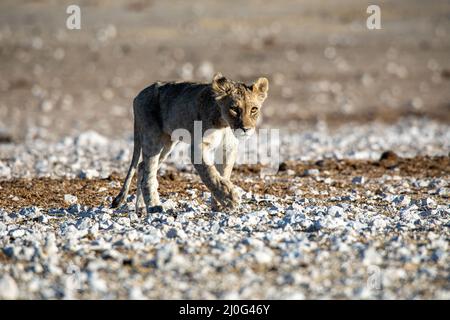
211,72,269,137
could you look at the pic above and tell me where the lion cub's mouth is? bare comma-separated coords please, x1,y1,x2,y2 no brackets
233,128,255,138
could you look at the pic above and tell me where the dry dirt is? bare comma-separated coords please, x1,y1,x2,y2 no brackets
1,155,448,211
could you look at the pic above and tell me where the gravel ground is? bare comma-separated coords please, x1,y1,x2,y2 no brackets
0,117,449,180
0,119,449,299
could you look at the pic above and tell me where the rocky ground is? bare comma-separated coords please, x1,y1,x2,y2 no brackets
0,119,449,299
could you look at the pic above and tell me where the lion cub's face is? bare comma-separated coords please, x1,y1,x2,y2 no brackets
212,73,269,137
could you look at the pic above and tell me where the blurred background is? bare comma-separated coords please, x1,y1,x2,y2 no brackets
0,0,449,141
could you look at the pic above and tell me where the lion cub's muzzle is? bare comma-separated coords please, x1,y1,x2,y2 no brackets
233,127,255,138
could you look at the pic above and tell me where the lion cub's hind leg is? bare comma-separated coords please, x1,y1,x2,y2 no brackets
141,133,165,214
135,161,146,215
158,136,178,169
135,138,177,216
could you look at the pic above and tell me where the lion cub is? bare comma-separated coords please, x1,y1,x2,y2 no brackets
111,73,269,213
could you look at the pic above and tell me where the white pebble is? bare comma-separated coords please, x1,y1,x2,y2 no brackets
0,275,19,299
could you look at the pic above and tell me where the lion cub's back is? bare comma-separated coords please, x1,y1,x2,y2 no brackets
158,81,208,105
157,81,211,133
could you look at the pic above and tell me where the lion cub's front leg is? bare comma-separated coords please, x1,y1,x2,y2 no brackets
191,139,240,210
211,128,239,211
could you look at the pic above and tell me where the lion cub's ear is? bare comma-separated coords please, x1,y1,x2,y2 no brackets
212,72,234,99
252,77,269,101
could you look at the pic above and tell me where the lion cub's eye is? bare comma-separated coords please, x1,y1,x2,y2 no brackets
251,107,259,114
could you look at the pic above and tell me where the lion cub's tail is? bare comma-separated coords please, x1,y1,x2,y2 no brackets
111,116,141,208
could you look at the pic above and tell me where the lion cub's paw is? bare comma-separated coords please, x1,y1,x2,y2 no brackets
211,197,222,212
216,180,241,209
146,205,164,214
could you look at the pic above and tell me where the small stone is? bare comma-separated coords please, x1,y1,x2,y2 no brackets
38,215,48,224
9,228,25,238
371,217,387,230
18,206,41,219
142,227,162,244
437,187,449,197
166,228,178,239
99,219,112,230
327,206,344,217
253,249,274,265
278,162,288,172
44,233,58,256
68,204,82,214
3,246,15,258
78,169,99,179
0,275,19,299
0,162,11,179
155,243,178,267
419,198,437,209
210,222,220,234
286,169,295,176
162,199,177,211
117,217,131,226
22,247,35,261
0,222,6,235
242,213,260,227
88,272,108,293
112,222,124,232
128,286,146,300
227,216,242,227
64,194,78,205
379,150,399,168
306,220,322,232
363,247,382,266
126,230,139,242
379,150,399,161
392,195,411,207
284,292,305,300
129,212,139,221
76,217,92,230
75,131,108,147
352,176,365,185
89,223,99,237
304,168,319,176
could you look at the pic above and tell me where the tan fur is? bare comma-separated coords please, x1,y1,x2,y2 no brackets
111,73,269,214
